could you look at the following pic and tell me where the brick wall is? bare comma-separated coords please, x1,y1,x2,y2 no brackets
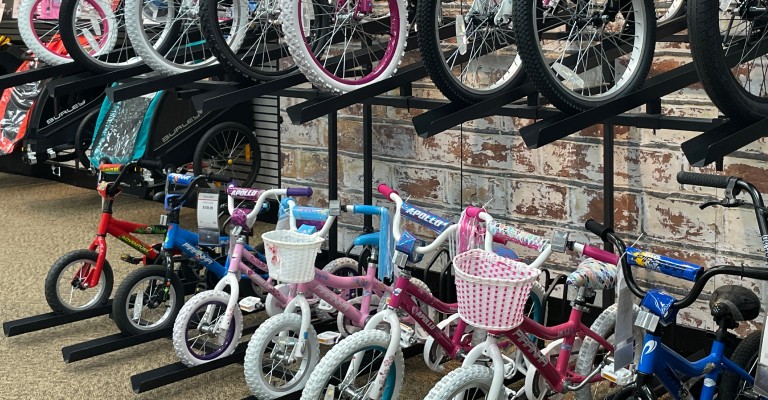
279,41,768,335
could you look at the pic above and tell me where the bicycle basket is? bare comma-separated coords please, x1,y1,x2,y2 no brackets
453,249,540,330
261,230,324,283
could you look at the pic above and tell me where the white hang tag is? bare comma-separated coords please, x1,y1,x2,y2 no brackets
613,264,634,369
197,188,221,246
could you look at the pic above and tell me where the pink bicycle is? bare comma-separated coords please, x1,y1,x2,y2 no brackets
301,186,641,400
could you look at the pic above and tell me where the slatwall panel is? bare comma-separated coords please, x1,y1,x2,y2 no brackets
251,95,280,188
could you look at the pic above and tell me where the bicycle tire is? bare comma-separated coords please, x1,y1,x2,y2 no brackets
58,0,126,72
112,264,185,335
199,0,297,81
300,329,405,400
172,290,243,366
192,121,261,188
44,249,113,313
688,0,768,122
244,313,320,399
74,107,99,169
280,0,409,93
424,364,502,400
19,0,71,65
417,0,526,103
719,330,761,400
513,0,656,113
574,303,644,400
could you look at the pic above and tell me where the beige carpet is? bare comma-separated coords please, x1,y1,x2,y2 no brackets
0,173,446,400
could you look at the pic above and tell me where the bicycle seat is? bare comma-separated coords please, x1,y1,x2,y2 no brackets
566,259,617,290
709,285,760,322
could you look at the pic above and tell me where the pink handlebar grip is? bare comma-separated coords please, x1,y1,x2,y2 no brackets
582,245,619,265
489,221,547,252
465,206,485,218
377,183,398,200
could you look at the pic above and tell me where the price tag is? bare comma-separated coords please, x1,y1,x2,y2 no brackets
755,314,768,396
197,188,220,246
613,265,634,369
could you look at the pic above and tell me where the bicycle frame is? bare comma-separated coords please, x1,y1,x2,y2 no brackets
636,332,754,400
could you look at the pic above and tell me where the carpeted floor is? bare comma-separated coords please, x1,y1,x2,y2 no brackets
0,173,447,399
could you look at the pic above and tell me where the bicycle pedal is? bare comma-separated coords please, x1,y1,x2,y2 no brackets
318,331,341,345
239,296,264,312
399,323,417,348
317,300,334,312
120,254,143,265
601,363,634,386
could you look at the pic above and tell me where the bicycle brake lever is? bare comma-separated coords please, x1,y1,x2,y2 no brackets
699,199,744,210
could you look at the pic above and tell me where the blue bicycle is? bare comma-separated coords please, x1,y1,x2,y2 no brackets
578,171,768,400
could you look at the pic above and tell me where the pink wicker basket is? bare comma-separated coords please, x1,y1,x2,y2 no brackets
453,249,540,330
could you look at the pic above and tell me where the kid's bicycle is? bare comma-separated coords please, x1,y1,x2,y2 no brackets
578,171,768,400
43,159,166,314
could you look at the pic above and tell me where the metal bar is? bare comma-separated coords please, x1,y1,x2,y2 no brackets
0,62,84,90
363,103,373,231
62,329,169,363
412,83,537,138
602,124,615,306
681,118,767,167
48,64,152,97
328,111,338,260
193,74,306,112
3,300,112,337
107,65,225,102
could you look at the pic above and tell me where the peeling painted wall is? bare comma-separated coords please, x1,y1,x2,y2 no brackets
279,42,768,334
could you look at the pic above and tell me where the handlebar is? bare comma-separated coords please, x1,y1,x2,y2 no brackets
485,220,553,270
98,159,159,197
677,171,768,260
584,219,768,310
378,183,458,254
227,186,313,229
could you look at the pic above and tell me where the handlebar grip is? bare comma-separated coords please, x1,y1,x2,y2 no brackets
286,187,313,197
676,171,734,189
465,206,485,218
207,173,232,184
98,163,122,173
585,219,614,241
377,183,398,200
137,159,163,169
582,245,619,265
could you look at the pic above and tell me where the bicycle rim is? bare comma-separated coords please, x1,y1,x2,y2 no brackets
56,260,107,310
654,0,684,22
23,0,72,63
65,0,138,68
184,300,237,360
429,0,524,99
532,0,651,101
125,277,177,331
297,0,405,87
718,5,768,104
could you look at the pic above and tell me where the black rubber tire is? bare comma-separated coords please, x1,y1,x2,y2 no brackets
720,330,762,400
193,122,261,188
199,0,298,82
688,0,768,122
44,249,113,314
74,108,100,169
112,264,185,335
513,0,656,113
416,0,526,104
59,0,123,73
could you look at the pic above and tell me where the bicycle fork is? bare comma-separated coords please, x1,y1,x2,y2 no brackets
279,293,313,361
462,335,508,399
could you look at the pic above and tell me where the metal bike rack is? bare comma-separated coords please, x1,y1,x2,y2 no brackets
61,329,169,363
3,300,112,337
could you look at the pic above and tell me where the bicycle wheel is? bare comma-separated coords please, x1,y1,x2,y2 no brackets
300,329,404,400
688,0,768,122
280,0,409,93
573,303,644,400
192,122,261,188
74,108,99,169
58,0,126,72
424,364,501,400
417,0,526,103
19,0,72,65
44,249,113,313
513,0,656,113
112,264,185,335
719,330,761,400
199,0,297,81
655,0,684,22
172,290,243,366
244,313,320,399
124,0,229,74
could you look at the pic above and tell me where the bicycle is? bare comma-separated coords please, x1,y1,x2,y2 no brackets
577,170,768,400
420,211,643,400
243,199,437,399
43,159,166,314
111,170,280,335
512,0,656,113
300,185,571,400
172,185,383,367
18,0,77,65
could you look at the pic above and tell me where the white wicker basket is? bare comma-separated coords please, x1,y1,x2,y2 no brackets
261,230,324,283
453,249,540,331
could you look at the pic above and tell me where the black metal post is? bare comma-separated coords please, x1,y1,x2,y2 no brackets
363,103,373,232
328,112,338,260
603,124,616,306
